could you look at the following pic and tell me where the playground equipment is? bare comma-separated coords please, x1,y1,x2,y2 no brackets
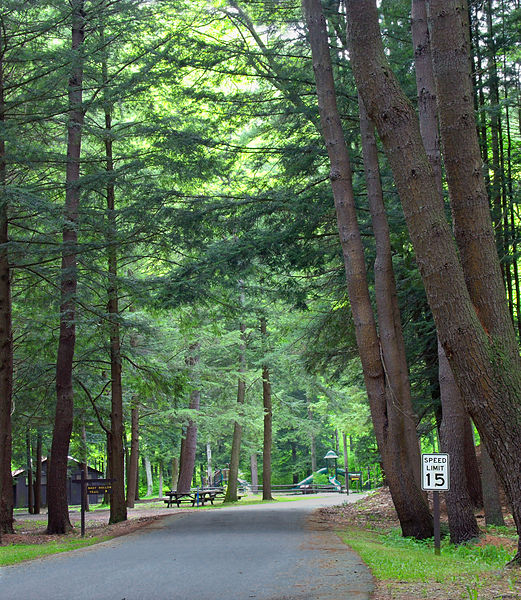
295,466,345,491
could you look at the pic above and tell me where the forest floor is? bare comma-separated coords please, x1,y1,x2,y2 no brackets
317,488,520,600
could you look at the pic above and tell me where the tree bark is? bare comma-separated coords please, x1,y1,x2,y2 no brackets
206,442,212,487
0,21,13,539
342,432,349,495
411,0,480,541
158,462,163,500
303,0,433,539
126,404,139,508
250,454,258,494
308,398,317,474
101,42,126,524
481,444,505,526
224,319,246,503
144,457,153,497
47,0,85,534
345,0,521,561
171,456,179,491
177,344,201,493
463,417,483,508
81,421,89,512
34,431,42,514
260,317,273,501
26,429,34,514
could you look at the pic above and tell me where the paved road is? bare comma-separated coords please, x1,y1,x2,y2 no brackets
0,494,373,600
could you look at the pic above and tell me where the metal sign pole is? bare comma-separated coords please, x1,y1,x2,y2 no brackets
433,491,440,555
80,467,86,538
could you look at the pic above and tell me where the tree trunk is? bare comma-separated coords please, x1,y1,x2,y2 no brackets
358,94,422,489
177,344,201,493
158,462,163,500
411,0,480,539
260,317,273,501
81,421,89,512
463,418,483,508
481,444,505,526
308,398,317,474
34,431,42,514
206,442,212,487
171,457,179,491
342,432,349,495
250,454,258,494
303,0,433,539
126,404,139,508
224,320,246,503
0,24,13,538
26,429,34,514
47,0,85,534
144,457,153,497
345,0,521,561
438,341,480,543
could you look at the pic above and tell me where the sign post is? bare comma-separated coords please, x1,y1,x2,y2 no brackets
74,477,114,537
421,453,450,556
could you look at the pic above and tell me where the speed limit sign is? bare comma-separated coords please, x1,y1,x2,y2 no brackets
421,453,450,491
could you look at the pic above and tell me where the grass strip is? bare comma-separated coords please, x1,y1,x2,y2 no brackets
339,528,514,583
0,536,108,567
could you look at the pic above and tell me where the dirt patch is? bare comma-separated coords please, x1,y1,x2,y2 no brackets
317,488,521,600
2,504,188,546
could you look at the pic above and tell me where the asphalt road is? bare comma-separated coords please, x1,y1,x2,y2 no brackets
0,494,373,600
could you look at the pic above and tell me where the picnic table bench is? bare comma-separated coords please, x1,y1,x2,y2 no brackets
163,488,227,508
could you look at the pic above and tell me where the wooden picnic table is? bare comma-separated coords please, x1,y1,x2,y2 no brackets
163,488,225,508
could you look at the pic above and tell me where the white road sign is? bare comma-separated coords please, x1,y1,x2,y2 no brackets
421,453,450,491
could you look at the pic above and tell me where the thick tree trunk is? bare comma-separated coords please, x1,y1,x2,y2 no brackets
260,317,273,501
358,95,422,489
411,0,480,540
438,341,480,543
303,0,433,539
225,320,246,503
463,418,483,508
481,444,505,526
126,405,139,508
177,344,201,494
47,0,85,534
34,431,42,514
345,0,521,561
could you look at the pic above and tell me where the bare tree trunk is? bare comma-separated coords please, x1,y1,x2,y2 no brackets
302,0,433,539
101,41,126,524
250,454,258,494
206,442,212,487
0,24,13,538
47,0,85,534
308,398,317,474
158,462,163,500
481,444,505,526
438,341,480,543
144,457,153,497
463,418,483,508
26,429,34,514
358,94,422,489
171,457,179,491
411,0,480,542
126,405,139,508
225,319,246,503
345,0,521,560
260,317,273,501
34,431,42,515
81,421,89,512
342,432,349,495
177,344,201,493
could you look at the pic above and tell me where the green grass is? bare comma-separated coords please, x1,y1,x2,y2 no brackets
0,536,108,566
339,528,515,583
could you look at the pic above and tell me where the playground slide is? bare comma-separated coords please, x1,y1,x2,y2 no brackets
295,468,344,490
328,475,342,491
